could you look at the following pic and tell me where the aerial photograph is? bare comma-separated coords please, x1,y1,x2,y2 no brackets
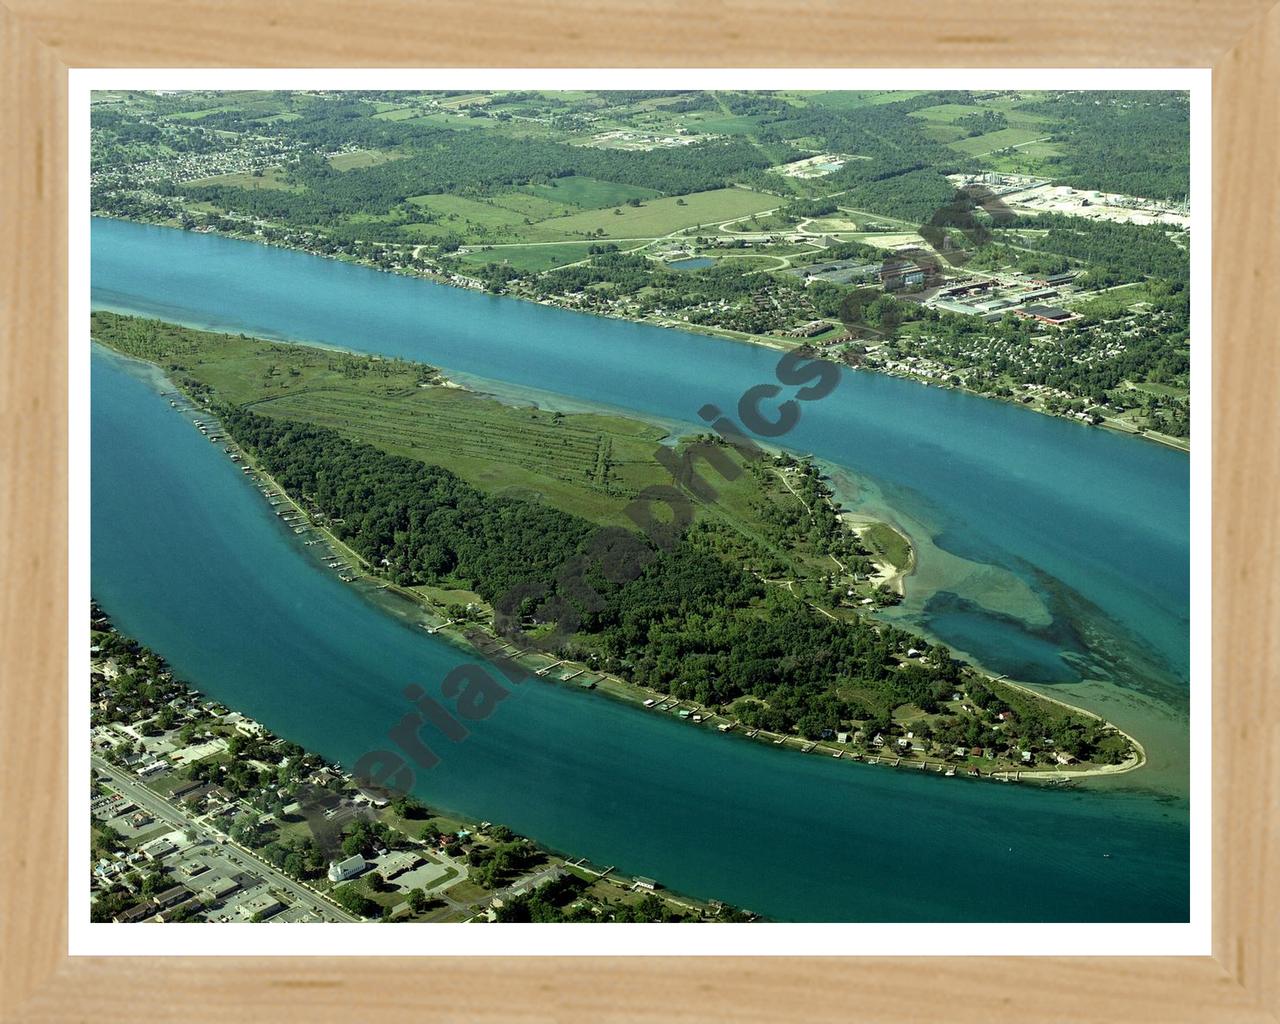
88,87,1191,926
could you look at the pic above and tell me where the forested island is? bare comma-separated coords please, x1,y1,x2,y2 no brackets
90,88,1191,445
93,311,1141,777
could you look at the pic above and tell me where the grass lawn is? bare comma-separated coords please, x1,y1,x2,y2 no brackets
710,254,787,272
441,879,489,906
256,387,676,527
412,584,485,607
522,175,661,209
486,191,575,220
399,191,576,243
394,112,495,131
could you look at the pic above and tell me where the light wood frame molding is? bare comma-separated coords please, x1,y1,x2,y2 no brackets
2,2,1276,1020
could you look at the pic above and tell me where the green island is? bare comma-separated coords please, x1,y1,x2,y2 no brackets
93,310,1143,781
91,605,728,923
91,88,1189,446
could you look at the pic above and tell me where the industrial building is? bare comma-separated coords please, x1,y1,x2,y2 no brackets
1018,304,1080,325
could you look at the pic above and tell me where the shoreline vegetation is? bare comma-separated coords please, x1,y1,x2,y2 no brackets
90,88,1189,450
91,605,742,923
93,311,1146,785
95,212,1190,454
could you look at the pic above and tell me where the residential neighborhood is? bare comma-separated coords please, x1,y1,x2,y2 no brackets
90,604,746,924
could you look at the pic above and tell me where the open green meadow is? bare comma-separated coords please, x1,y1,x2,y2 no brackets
790,90,929,109
457,242,626,273
186,167,301,191
860,522,913,571
522,175,661,209
948,127,1050,157
518,187,779,241
328,149,403,171
90,312,881,585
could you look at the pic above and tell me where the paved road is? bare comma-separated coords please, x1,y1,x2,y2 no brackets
93,756,359,923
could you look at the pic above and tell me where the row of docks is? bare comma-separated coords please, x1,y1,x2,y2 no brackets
642,696,736,732
175,399,366,586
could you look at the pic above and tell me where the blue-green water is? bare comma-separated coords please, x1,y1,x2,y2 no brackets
667,256,717,270
90,218,1191,920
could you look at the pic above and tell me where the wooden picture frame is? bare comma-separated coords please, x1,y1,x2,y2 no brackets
2,2,1276,1019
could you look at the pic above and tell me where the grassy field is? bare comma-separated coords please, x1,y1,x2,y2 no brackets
1064,282,1162,317
676,112,764,136
791,90,928,109
456,241,621,273
91,312,891,601
982,142,1066,176
328,149,403,171
861,522,912,571
846,231,925,249
395,194,546,242
520,187,778,242
257,387,677,526
949,127,1049,157
522,175,661,209
186,167,300,191
371,106,420,120
164,105,241,121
